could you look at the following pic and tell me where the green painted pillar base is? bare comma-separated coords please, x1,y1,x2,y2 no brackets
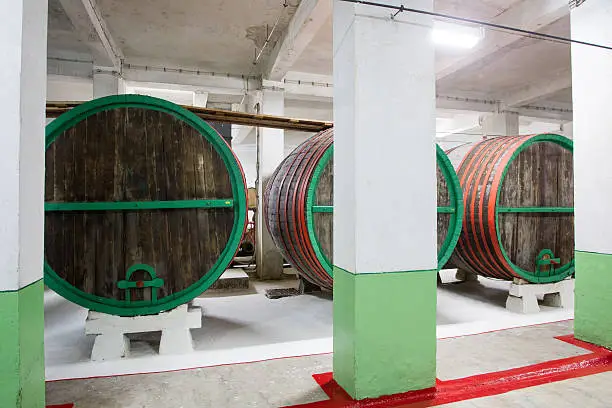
0,279,45,407
575,251,612,349
333,267,437,400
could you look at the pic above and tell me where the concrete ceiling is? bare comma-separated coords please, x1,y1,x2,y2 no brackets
47,0,573,123
99,0,298,73
437,16,571,100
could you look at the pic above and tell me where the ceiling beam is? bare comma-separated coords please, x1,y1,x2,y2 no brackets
80,0,123,69
266,0,332,81
436,0,568,82
58,0,123,69
501,69,571,108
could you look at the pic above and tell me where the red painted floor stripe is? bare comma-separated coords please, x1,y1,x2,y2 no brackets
46,404,74,408
286,335,612,408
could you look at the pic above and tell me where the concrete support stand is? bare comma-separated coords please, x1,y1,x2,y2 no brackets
86,304,202,361
209,268,250,290
505,279,574,314
455,269,479,282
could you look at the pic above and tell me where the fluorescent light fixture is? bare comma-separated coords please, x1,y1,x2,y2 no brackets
433,20,484,49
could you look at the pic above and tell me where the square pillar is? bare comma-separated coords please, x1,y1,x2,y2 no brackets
480,111,519,137
571,0,612,349
333,0,437,399
0,0,47,406
255,90,285,280
93,67,125,98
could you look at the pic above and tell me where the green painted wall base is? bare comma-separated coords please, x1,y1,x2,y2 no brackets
0,279,45,407
575,251,612,349
333,267,437,400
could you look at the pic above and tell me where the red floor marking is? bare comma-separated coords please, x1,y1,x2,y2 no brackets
46,404,74,408
285,335,612,408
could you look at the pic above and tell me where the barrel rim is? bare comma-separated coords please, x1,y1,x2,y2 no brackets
437,144,464,269
44,94,247,316
305,144,334,277
495,133,574,283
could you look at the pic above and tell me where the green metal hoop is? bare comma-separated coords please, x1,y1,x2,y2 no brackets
494,134,574,283
305,145,334,277
436,144,464,270
44,94,247,316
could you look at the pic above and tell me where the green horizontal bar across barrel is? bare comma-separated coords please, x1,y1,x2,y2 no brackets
44,199,234,212
44,95,247,316
263,130,463,291
312,206,457,214
496,207,574,213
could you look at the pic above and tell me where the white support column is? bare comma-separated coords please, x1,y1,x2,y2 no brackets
571,0,612,348
93,67,125,98
0,0,47,405
255,90,285,280
333,0,437,400
480,111,519,137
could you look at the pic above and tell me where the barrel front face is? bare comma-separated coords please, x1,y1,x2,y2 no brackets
497,135,574,282
264,131,462,290
44,95,247,316
453,134,574,283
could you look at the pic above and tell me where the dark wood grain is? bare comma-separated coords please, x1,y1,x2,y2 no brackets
45,107,236,302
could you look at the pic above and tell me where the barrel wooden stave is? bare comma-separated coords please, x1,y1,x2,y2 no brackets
45,96,246,315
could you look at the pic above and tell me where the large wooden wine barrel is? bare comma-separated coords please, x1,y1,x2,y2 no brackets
263,129,463,290
44,95,247,316
446,134,574,283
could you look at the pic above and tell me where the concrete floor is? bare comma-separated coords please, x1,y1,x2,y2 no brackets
46,320,612,408
44,272,574,381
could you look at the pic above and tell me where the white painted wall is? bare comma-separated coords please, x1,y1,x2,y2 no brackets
47,75,93,101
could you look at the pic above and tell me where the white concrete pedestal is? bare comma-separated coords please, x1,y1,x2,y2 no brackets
85,304,202,361
505,279,574,314
455,269,479,282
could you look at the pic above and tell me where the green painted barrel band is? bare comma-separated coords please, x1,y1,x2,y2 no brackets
497,207,574,213
45,199,234,212
44,94,247,316
436,144,464,270
305,145,334,277
437,207,456,214
311,205,334,213
494,134,574,283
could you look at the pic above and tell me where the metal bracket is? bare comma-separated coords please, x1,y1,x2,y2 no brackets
535,249,560,275
117,264,164,303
